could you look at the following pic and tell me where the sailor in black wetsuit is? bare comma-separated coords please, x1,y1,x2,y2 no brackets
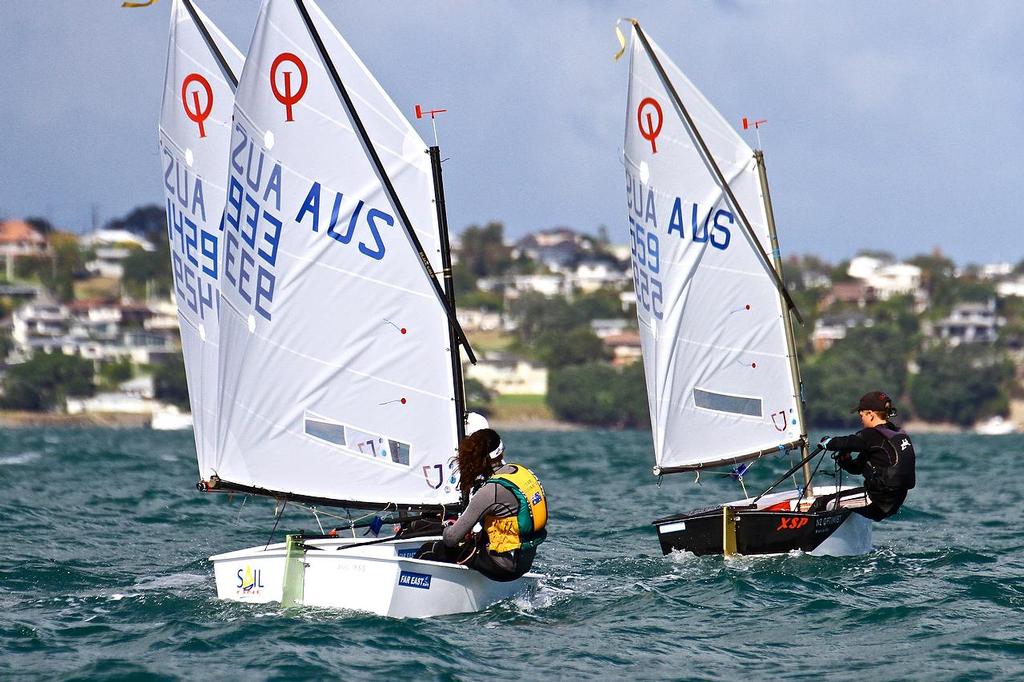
820,390,916,521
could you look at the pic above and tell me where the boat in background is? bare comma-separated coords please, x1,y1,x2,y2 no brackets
974,416,1019,435
618,19,870,557
161,0,537,616
151,405,194,431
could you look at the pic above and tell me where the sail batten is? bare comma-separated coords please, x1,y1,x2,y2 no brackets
213,0,461,508
623,25,802,473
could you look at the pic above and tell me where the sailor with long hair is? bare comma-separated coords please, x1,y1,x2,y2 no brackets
416,428,547,582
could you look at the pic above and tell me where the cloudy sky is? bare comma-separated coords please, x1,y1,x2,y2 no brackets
2,1,1022,265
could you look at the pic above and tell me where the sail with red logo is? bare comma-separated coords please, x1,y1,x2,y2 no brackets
623,22,800,473
212,0,468,509
158,0,244,479
199,0,537,617
620,20,872,557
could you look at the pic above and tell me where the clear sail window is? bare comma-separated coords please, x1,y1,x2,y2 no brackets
693,388,762,417
304,412,411,466
345,427,388,460
304,417,346,445
388,440,411,466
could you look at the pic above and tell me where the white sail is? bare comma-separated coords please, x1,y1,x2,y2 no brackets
623,26,801,471
158,0,244,479
213,0,460,507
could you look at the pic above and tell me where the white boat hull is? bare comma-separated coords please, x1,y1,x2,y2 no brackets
211,535,539,618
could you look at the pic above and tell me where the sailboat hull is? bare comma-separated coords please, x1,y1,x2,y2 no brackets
653,485,873,557
210,535,539,618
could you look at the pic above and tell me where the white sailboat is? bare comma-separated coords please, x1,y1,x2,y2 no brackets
619,20,871,557
163,0,537,617
158,0,244,475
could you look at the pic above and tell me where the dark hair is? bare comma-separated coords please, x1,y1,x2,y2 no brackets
455,428,501,498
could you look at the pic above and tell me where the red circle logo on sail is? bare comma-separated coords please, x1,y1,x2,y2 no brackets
181,73,214,138
271,52,309,122
637,97,663,154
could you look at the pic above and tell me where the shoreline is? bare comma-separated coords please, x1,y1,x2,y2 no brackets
0,411,151,429
2,410,1015,434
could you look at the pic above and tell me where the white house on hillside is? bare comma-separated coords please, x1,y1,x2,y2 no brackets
932,301,1003,345
465,353,547,395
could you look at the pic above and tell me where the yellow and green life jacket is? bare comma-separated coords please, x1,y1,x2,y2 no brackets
483,463,548,554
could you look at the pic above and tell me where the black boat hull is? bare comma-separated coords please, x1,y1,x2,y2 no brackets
654,507,854,556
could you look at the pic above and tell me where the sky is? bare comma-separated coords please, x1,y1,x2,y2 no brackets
1,1,1022,266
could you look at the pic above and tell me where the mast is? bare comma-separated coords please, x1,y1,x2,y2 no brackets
180,0,239,89
429,145,467,448
293,0,477,364
754,150,812,492
630,22,803,326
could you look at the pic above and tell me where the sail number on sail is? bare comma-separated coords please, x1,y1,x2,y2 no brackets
222,120,397,323
625,168,735,320
163,148,219,322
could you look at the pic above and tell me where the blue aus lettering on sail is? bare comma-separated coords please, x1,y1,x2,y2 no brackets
294,181,393,261
163,147,219,323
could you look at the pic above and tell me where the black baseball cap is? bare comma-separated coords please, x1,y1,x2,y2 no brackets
852,390,894,414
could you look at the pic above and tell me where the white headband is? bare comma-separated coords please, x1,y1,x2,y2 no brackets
488,440,505,463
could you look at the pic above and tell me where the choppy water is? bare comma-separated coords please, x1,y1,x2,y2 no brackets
1,428,1022,680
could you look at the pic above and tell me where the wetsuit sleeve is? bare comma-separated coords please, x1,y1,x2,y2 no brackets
442,483,497,547
827,428,888,475
824,431,870,453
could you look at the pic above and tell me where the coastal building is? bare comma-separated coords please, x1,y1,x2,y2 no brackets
811,312,875,352
590,318,633,339
12,303,70,349
0,220,49,280
512,228,595,273
477,273,568,299
456,307,503,333
996,276,1024,299
81,229,155,279
845,255,926,309
571,258,630,293
464,352,547,395
820,281,876,309
931,300,1004,346
602,331,642,366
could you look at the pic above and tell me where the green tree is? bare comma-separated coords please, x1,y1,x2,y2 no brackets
457,222,512,280
122,240,172,299
547,362,650,427
25,217,55,235
154,356,190,409
463,377,494,417
47,232,85,302
909,346,1014,426
98,358,134,389
105,204,168,242
803,324,912,428
535,326,609,369
0,352,95,411
547,363,622,425
573,289,623,321
510,292,578,343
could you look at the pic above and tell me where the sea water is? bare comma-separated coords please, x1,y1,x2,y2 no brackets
1,428,1021,680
